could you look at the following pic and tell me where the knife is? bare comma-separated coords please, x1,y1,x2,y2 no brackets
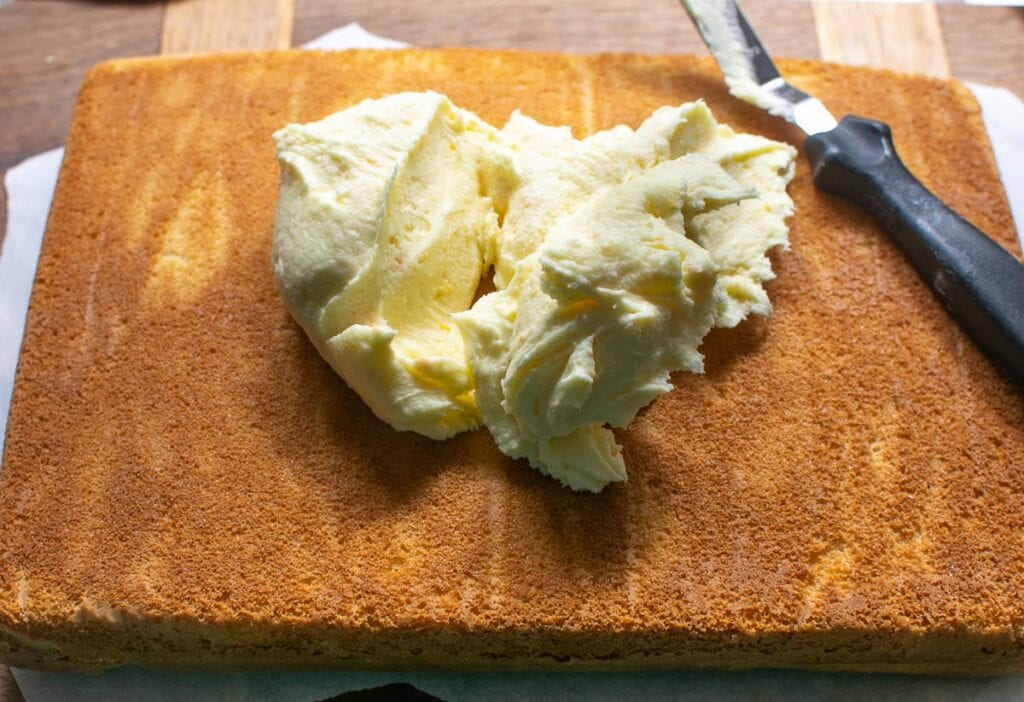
680,0,1024,385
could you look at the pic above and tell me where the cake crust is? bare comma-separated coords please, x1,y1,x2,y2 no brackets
1,49,1022,674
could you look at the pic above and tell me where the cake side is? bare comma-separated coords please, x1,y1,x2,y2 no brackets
0,49,1022,673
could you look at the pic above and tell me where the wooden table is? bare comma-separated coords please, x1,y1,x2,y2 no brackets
0,0,1021,698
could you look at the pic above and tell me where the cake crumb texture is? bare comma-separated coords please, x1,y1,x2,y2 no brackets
0,49,1022,673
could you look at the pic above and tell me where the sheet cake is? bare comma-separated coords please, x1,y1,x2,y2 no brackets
0,49,1022,673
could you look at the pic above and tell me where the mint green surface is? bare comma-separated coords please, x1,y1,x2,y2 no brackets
12,667,1024,702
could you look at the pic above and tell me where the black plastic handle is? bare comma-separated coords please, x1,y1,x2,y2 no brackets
805,115,1024,385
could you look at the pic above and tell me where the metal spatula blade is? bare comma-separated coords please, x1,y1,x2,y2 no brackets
680,0,837,134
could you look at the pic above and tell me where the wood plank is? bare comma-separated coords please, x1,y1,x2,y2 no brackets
293,0,820,59
0,0,164,171
812,1,950,77
162,0,297,54
939,4,1024,101
0,0,163,252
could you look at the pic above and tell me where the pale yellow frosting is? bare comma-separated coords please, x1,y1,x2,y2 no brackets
272,92,515,439
273,92,795,491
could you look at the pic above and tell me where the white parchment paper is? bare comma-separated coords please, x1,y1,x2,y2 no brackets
4,23,1024,701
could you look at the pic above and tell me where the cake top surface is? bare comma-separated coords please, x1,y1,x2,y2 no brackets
0,49,1022,653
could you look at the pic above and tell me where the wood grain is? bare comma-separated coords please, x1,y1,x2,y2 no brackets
0,0,163,261
0,0,164,171
812,1,950,77
162,0,296,53
939,5,1024,102
292,0,821,58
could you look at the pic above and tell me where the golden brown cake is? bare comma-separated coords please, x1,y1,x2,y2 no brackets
0,49,1022,674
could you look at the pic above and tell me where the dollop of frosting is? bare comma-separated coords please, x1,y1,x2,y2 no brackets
273,92,795,492
273,92,516,438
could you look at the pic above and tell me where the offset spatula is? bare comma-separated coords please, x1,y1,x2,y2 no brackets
681,0,1024,384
